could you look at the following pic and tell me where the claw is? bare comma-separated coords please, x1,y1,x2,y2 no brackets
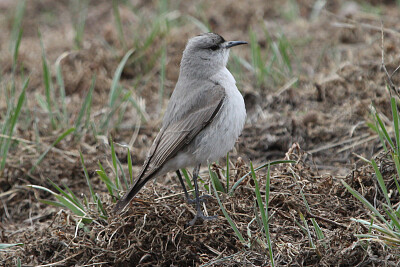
187,211,218,227
186,194,212,204
177,166,217,226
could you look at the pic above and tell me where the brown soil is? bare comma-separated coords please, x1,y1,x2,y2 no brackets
1,0,400,266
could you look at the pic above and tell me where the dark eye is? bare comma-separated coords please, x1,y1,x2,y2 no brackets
209,45,219,51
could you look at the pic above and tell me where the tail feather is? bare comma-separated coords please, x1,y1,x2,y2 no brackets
113,175,153,213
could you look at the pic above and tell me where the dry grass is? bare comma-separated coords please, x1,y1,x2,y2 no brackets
2,0,400,266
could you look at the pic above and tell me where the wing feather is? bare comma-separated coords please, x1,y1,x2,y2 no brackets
114,85,225,212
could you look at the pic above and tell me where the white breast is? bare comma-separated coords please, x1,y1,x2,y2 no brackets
193,68,246,163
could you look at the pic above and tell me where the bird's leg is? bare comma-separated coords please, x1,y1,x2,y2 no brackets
188,164,217,226
176,170,191,201
176,169,211,204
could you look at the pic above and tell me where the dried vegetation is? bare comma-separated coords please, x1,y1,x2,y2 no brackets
1,0,400,266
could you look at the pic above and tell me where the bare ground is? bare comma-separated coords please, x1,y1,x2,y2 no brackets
1,0,400,266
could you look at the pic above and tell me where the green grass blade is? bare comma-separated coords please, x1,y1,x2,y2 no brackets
84,84,94,132
79,150,96,202
12,28,23,74
109,49,134,107
28,185,65,207
37,199,64,208
265,164,276,263
278,35,293,73
9,0,26,51
39,29,57,129
71,0,88,49
116,100,129,128
265,164,271,211
210,165,249,247
250,162,274,266
30,127,75,173
300,190,326,246
75,75,95,133
102,89,132,131
299,212,315,248
373,114,389,153
392,155,400,210
249,29,263,85
0,78,28,171
354,218,400,239
54,194,86,217
312,218,325,241
27,184,58,195
159,41,166,113
112,0,126,49
55,54,68,126
116,155,128,188
0,243,23,250
110,138,121,190
96,169,117,196
34,93,48,112
47,178,84,209
181,168,194,192
371,159,391,207
391,97,400,154
208,163,226,193
127,147,133,184
383,206,400,233
230,160,295,195
375,111,395,150
342,180,389,225
28,184,86,216
63,183,84,208
95,193,108,217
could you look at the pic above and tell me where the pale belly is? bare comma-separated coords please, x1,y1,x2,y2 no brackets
193,68,246,163
159,68,246,173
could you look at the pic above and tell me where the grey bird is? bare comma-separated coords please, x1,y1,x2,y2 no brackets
114,33,247,226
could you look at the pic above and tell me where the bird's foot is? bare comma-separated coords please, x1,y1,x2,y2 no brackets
187,210,217,227
186,194,212,204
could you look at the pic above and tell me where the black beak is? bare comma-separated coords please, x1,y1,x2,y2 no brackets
223,41,248,49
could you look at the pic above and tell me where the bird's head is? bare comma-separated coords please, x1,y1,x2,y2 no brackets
180,33,247,78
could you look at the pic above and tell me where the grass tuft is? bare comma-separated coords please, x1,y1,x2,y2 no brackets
210,164,249,247
9,0,26,52
248,27,297,89
250,162,275,266
0,78,29,172
70,0,89,49
112,0,126,50
344,94,400,247
38,29,57,129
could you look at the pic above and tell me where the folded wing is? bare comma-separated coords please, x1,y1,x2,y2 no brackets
114,85,226,212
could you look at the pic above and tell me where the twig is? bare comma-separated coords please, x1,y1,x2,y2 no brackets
36,251,83,267
306,210,348,229
275,77,298,96
308,133,371,154
81,263,110,267
155,189,195,201
337,134,379,153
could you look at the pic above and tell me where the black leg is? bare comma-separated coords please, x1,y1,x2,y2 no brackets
176,169,211,204
187,164,217,226
176,170,191,201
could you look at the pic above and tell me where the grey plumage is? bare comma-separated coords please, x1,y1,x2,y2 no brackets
114,33,247,223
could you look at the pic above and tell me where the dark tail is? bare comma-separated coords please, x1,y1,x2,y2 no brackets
113,174,153,213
